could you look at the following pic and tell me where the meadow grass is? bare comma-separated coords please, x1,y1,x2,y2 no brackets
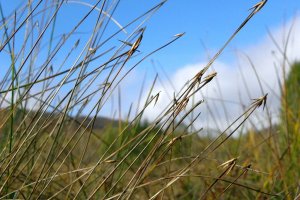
0,0,299,199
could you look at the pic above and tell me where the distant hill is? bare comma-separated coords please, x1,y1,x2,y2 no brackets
0,107,120,133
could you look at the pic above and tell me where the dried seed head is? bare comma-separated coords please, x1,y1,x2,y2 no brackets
174,32,185,37
154,91,161,107
88,48,96,54
174,98,189,115
251,93,268,110
167,136,182,146
75,39,80,47
249,0,268,14
219,157,238,175
203,71,217,83
219,157,238,168
193,68,206,83
128,32,143,56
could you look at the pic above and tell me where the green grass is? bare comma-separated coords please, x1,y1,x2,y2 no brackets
0,0,299,199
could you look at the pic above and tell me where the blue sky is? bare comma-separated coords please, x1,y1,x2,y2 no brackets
114,0,300,68
2,0,299,69
2,0,299,67
1,0,300,129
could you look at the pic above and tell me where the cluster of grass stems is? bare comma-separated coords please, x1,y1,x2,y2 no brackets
0,0,299,199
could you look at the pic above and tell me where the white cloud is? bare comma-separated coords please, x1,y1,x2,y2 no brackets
141,14,300,133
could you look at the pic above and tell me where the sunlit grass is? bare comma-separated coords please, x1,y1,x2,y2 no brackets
0,0,299,199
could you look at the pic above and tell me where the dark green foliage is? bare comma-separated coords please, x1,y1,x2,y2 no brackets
278,61,300,198
282,62,300,125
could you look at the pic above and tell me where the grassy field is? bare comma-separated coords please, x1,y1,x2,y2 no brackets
0,0,299,199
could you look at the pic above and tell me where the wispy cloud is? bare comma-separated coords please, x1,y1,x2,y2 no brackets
141,14,300,133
